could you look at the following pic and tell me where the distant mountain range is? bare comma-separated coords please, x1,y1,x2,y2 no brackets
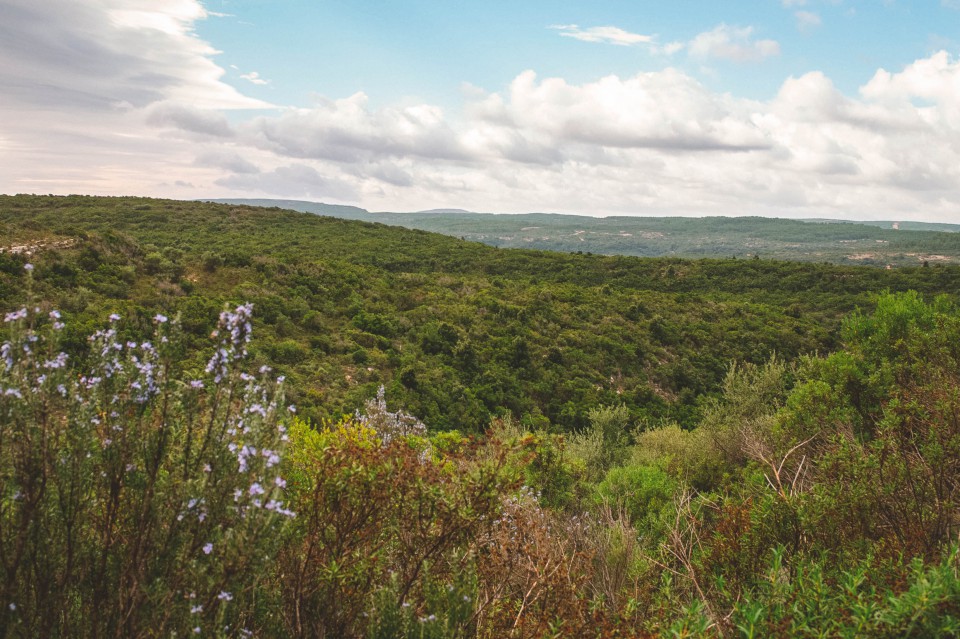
205,199,960,266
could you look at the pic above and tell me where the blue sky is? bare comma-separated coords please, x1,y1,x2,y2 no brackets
2,0,960,222
196,1,956,107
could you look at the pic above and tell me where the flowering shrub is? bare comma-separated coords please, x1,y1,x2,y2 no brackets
0,266,293,637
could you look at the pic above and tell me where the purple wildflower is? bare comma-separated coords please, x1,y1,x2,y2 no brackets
4,308,27,323
43,352,68,369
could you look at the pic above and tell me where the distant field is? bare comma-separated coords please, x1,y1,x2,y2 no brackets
208,199,960,266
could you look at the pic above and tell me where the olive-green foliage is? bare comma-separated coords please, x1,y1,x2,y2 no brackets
279,414,526,638
567,404,632,482
677,546,960,638
4,195,960,434
651,292,960,636
219,199,960,266
698,356,794,474
4,279,960,636
9,196,960,637
786,292,960,558
631,424,722,491
594,464,675,537
366,566,478,639
486,416,578,510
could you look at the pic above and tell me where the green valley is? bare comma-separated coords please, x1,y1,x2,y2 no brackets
2,194,960,638
4,195,960,432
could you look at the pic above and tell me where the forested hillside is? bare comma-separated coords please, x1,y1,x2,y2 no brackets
3,195,960,431
211,198,960,266
2,195,960,637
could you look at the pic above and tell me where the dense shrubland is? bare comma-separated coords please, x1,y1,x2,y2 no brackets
212,198,960,265
4,196,960,435
3,241,960,636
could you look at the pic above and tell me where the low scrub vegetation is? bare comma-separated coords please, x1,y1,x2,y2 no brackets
3,260,959,636
5,195,960,434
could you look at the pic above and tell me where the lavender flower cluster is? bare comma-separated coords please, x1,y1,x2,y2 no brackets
1,274,296,636
205,302,253,384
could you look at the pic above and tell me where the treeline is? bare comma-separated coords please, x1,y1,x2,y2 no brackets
3,195,960,433
209,198,960,265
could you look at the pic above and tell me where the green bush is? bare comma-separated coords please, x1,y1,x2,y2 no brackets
594,464,675,537
567,404,631,482
268,338,308,364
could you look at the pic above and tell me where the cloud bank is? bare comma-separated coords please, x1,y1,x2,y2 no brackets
155,51,960,221
2,0,960,222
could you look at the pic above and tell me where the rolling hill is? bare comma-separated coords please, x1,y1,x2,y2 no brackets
4,194,960,431
208,198,960,266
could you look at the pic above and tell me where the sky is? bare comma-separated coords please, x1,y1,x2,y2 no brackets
1,1,960,221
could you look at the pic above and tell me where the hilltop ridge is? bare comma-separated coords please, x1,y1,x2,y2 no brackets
206,198,960,266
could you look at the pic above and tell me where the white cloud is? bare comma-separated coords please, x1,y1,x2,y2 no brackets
241,93,467,163
660,41,686,56
0,0,272,197
861,51,960,110
550,24,654,46
146,102,234,137
688,24,780,62
195,150,261,174
782,0,807,6
240,71,269,85
217,52,960,220
795,11,822,32
214,164,359,200
492,70,768,152
0,0,268,112
550,23,781,62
